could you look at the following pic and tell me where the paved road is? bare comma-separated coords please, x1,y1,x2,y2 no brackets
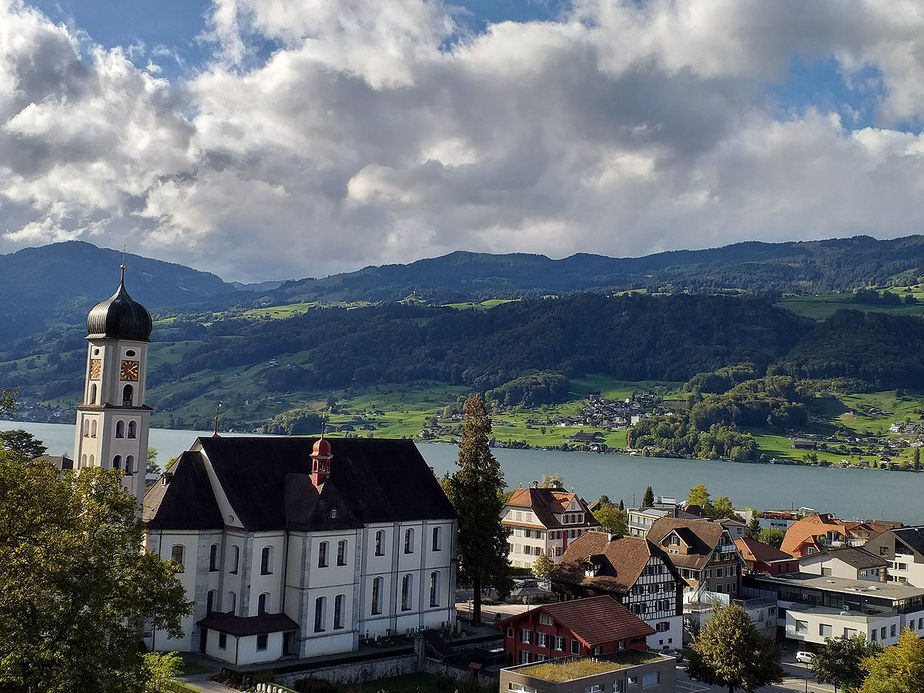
675,661,835,693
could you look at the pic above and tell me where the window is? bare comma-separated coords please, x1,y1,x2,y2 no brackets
372,577,383,615
125,455,134,474
656,621,670,632
507,627,514,638
261,546,273,575
881,626,887,639
539,613,553,626
334,594,345,629
525,529,532,538
229,545,239,574
819,623,832,637
218,632,227,650
641,671,660,688
88,383,97,405
314,597,327,632
795,620,808,633
318,541,328,567
880,546,888,556
521,629,533,644
256,633,268,651
871,629,877,641
571,639,580,655
170,545,185,572
405,528,415,554
112,455,122,470
519,651,531,664
429,571,440,607
537,632,548,648
337,540,347,566
209,544,219,572
627,676,637,685
90,420,97,438
226,591,236,614
592,645,602,656
207,590,215,614
115,420,125,438
614,682,624,693
375,530,385,556
891,624,897,637
821,567,832,576
401,574,413,611
128,421,137,438
552,636,564,651
844,628,857,638
122,385,133,406
432,526,442,551
585,685,603,693
258,593,270,614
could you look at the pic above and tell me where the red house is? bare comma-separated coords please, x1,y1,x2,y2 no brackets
735,537,799,576
497,596,655,665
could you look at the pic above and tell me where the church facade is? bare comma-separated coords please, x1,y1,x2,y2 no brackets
76,273,458,666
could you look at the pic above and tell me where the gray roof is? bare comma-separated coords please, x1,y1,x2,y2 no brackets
817,547,888,570
893,527,924,558
145,436,456,532
751,572,924,601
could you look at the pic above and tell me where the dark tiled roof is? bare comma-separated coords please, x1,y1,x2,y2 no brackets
144,451,224,530
818,547,888,570
160,436,455,532
35,454,73,471
505,487,598,530
550,532,682,595
647,517,730,572
196,612,298,636
500,596,654,646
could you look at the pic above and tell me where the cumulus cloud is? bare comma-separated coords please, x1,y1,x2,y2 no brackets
3,0,924,280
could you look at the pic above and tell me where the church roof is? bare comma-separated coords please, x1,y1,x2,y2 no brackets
144,436,456,532
86,272,152,341
144,451,224,530
197,612,299,637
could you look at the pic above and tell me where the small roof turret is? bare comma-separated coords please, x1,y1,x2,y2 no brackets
86,266,153,341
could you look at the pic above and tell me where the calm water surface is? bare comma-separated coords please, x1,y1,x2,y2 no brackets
4,421,919,523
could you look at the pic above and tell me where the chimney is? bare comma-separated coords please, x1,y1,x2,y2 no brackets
311,437,332,488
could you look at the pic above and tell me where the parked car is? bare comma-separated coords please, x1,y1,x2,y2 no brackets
796,651,815,664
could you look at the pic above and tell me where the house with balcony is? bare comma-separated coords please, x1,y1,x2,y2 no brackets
647,518,743,597
742,572,924,648
864,526,924,587
734,537,799,576
501,485,599,569
549,532,685,651
780,513,885,559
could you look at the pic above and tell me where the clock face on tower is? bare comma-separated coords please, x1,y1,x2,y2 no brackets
89,359,102,380
120,359,140,381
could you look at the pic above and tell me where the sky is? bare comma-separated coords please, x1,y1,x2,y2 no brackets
2,1,924,282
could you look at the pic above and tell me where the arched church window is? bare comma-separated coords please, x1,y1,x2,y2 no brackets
90,420,97,438
79,454,86,469
128,421,136,438
122,385,133,407
112,455,121,470
82,420,89,438
115,421,125,438
88,454,95,466
88,384,97,405
125,455,134,474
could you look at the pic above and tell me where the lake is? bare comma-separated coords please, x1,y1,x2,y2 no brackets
3,420,920,523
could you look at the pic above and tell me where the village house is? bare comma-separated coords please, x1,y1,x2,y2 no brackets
799,547,888,582
647,518,744,597
781,513,873,558
865,526,924,587
501,485,599,569
549,532,684,651
497,596,655,665
734,537,799,576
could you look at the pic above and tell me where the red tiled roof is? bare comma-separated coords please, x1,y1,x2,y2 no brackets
500,596,654,646
735,537,793,563
781,514,850,556
504,487,599,530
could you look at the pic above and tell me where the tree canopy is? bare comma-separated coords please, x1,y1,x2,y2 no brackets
859,628,924,693
686,603,784,693
593,503,628,537
0,450,191,692
0,429,46,458
812,634,882,692
444,395,511,625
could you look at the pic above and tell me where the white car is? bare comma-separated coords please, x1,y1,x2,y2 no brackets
795,651,815,664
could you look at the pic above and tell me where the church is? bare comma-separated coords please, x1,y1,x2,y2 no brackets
74,271,459,665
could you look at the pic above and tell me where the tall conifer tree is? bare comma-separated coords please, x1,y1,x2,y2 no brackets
446,395,511,625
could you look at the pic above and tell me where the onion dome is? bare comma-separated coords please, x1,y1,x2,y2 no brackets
86,267,153,341
312,437,332,460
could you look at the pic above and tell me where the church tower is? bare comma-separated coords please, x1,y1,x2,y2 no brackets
74,266,153,506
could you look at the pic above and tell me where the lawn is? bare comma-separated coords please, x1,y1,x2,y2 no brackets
776,292,924,321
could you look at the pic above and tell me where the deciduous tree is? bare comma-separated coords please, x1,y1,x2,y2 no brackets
539,473,563,488
686,603,783,693
0,451,191,693
0,429,46,458
813,634,882,692
758,527,785,548
531,552,554,579
445,395,512,626
859,628,924,693
687,483,713,513
593,503,628,537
